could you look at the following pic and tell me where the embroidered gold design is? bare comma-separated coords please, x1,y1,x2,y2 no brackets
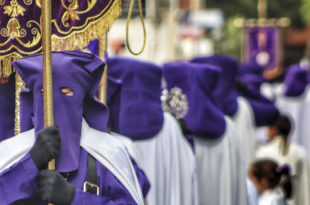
3,0,26,18
62,0,80,26
1,0,41,46
0,0,6,6
23,0,33,6
0,0,121,77
61,0,96,27
35,0,40,7
52,0,121,51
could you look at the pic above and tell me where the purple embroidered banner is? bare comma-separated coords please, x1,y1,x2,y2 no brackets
243,26,281,70
0,0,121,76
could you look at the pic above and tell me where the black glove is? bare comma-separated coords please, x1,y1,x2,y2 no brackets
30,125,61,170
38,170,75,205
235,79,249,96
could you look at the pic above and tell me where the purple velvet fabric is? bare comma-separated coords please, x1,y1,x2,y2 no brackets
12,51,109,173
0,74,15,141
87,40,100,57
191,54,239,117
237,85,280,127
107,57,164,140
163,62,226,139
106,76,122,132
0,148,140,205
284,64,308,97
238,63,265,91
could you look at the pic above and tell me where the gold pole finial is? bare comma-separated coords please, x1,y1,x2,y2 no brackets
258,0,267,19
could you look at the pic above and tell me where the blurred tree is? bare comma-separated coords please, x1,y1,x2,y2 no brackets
205,0,307,28
300,0,310,24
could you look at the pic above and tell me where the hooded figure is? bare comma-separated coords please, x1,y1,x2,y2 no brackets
0,51,147,205
191,55,251,205
0,74,15,141
163,61,243,205
108,57,198,205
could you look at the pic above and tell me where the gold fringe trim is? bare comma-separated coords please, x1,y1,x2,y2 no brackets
52,0,121,51
0,53,22,77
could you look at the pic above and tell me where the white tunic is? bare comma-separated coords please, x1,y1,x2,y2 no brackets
114,112,198,205
234,97,257,169
229,97,257,205
195,117,242,205
256,136,310,205
259,189,287,205
247,178,258,205
0,120,144,205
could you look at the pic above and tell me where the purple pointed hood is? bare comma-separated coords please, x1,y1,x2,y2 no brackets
163,62,226,139
85,40,123,133
191,54,239,117
238,63,265,91
0,74,15,141
12,51,109,172
107,57,164,140
284,64,308,97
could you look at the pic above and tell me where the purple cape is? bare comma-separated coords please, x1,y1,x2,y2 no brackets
0,148,147,204
191,54,239,117
12,51,109,173
163,62,226,139
0,74,15,141
236,83,280,127
284,64,308,97
107,57,164,140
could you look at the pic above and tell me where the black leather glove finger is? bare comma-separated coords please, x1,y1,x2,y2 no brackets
30,125,61,170
38,170,75,205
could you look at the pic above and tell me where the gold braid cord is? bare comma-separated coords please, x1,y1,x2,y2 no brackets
14,72,25,135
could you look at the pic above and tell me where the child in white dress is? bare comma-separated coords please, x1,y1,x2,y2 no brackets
249,159,292,205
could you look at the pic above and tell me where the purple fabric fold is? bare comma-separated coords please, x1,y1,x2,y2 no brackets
106,76,122,132
107,57,164,140
163,62,226,139
191,54,239,117
238,63,265,91
0,74,15,141
284,64,308,97
237,85,280,127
